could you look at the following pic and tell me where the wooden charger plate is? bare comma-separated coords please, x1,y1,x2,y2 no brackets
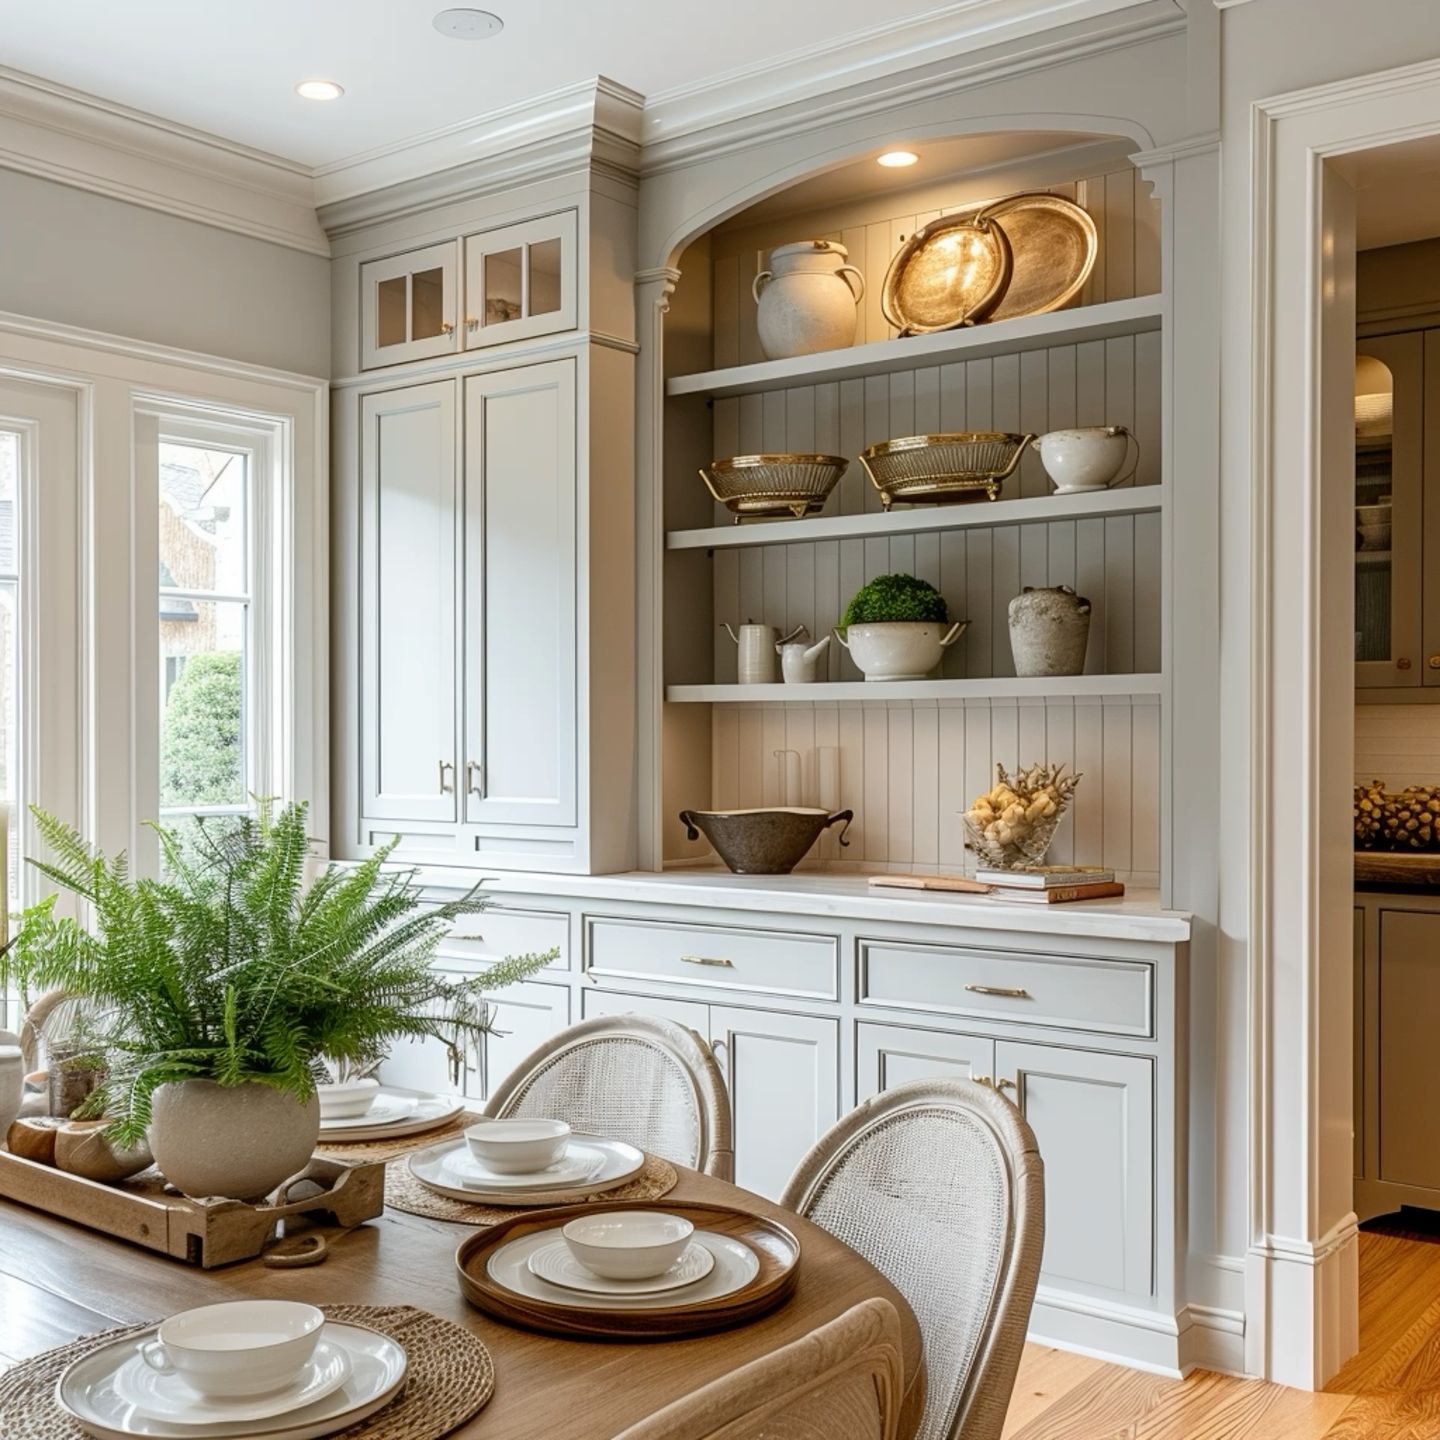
455,1199,801,1341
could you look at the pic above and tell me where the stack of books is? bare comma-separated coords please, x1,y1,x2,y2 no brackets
974,865,1124,904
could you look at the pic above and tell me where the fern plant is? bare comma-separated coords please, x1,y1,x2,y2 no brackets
2,801,555,1147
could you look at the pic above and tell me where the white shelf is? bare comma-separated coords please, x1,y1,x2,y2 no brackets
665,675,1164,703
667,484,1162,551
665,295,1164,400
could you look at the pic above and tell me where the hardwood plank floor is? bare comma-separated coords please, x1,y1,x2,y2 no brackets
1003,1223,1440,1440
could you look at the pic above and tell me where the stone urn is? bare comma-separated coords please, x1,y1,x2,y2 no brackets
1008,586,1092,676
148,1080,320,1200
752,241,866,360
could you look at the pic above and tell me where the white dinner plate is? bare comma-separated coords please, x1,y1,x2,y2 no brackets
315,1089,464,1143
111,1338,351,1424
438,1143,603,1191
407,1135,644,1206
55,1322,407,1440
488,1228,758,1311
317,1094,417,1131
526,1237,716,1296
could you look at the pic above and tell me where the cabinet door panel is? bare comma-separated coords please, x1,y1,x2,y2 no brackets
379,967,471,1097
711,1007,838,1202
856,1023,995,1101
1378,910,1440,1188
997,1040,1154,1303
463,212,578,349
476,980,571,1102
360,242,459,369
580,987,711,1033
361,382,458,822
464,361,577,827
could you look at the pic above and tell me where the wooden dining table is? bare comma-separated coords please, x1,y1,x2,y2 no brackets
0,1167,926,1438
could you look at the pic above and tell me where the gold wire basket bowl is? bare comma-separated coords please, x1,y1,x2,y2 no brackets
699,454,849,523
858,432,1035,508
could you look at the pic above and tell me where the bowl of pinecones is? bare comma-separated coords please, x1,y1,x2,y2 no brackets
1354,779,1440,851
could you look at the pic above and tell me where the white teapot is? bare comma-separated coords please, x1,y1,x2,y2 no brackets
776,628,831,684
1033,426,1139,493
722,622,805,685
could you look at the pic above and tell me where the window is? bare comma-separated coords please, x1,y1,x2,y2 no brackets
151,414,281,857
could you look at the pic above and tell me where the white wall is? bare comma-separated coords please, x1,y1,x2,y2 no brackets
0,169,330,376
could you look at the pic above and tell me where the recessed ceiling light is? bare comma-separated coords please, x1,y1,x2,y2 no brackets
433,7,504,39
877,150,919,168
296,79,344,101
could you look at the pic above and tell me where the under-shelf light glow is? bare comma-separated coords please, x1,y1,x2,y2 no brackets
877,150,919,168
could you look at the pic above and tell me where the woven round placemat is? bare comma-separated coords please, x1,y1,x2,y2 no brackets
315,1109,483,1164
0,1304,493,1440
386,1150,679,1224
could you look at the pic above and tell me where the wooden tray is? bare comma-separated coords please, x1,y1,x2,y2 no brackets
0,1148,385,1268
455,1200,801,1341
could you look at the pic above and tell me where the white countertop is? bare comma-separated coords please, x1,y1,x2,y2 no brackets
418,866,1193,944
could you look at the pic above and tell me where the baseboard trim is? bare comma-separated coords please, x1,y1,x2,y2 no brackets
1178,1302,1248,1376
1028,1289,1185,1376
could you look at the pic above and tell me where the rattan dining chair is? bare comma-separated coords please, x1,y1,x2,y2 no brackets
780,1079,1044,1440
481,1013,735,1179
611,1296,904,1440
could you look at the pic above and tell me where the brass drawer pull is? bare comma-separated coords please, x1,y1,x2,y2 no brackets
681,955,735,969
964,984,1031,999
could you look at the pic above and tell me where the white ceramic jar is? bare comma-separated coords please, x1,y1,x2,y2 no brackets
1008,586,1092,676
834,621,968,681
1033,426,1138,493
752,241,866,360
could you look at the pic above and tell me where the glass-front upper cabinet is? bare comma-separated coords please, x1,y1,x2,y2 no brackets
1355,332,1423,689
463,212,578,349
360,241,460,370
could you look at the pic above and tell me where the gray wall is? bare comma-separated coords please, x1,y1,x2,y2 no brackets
0,169,329,377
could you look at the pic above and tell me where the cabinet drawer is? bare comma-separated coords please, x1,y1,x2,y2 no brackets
859,940,1152,1038
585,916,839,1000
441,905,570,973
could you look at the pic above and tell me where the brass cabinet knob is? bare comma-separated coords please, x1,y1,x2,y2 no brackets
1398,657,1413,670
1428,656,1440,670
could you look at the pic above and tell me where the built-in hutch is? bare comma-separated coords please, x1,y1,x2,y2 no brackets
329,46,1221,1373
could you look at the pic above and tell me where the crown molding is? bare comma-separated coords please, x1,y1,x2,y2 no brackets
0,65,329,256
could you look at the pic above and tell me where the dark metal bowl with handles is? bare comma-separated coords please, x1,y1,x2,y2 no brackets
678,807,853,875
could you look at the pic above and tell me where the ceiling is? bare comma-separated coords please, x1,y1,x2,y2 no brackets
1349,133,1440,251
0,0,957,170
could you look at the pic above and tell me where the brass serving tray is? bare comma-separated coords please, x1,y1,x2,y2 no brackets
456,1199,801,1341
976,192,1098,321
859,432,1035,507
699,453,848,522
880,215,1012,336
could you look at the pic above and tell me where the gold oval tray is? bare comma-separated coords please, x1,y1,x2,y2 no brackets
859,432,1034,506
976,192,1098,321
880,215,1012,336
699,453,848,522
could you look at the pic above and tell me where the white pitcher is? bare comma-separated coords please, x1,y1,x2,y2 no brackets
776,629,831,684
722,622,804,685
752,241,866,360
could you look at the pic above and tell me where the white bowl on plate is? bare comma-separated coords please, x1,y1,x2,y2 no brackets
464,1118,570,1174
138,1300,324,1399
562,1210,695,1280
316,1077,380,1120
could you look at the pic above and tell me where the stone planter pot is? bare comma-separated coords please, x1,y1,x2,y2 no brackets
753,241,866,360
149,1080,320,1200
1008,586,1092,676
834,620,967,681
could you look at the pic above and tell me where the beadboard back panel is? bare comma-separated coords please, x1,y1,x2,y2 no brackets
1355,704,1440,787
707,695,1161,884
708,330,1163,683
710,167,1160,369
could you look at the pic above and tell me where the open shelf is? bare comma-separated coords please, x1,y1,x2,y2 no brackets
667,484,1163,551
665,295,1164,400
665,675,1164,703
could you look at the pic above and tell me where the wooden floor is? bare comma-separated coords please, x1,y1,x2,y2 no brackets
1002,1221,1440,1439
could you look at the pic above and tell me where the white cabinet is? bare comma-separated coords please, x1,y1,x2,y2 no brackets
360,382,459,823
475,979,572,1100
463,361,577,826
360,242,460,370
857,1022,994,1099
463,213,578,349
579,988,839,1200
997,1040,1154,1304
357,362,578,838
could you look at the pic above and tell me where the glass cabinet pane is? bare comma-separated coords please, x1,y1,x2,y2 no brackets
411,268,446,340
484,247,524,326
528,237,563,316
376,276,408,349
1355,353,1395,664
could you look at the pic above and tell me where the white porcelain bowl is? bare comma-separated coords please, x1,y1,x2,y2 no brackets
464,1118,571,1174
834,620,967,681
140,1300,324,1399
1033,426,1136,492
316,1077,381,1120
561,1210,696,1281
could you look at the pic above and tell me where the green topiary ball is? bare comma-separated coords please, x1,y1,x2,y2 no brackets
840,573,949,628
